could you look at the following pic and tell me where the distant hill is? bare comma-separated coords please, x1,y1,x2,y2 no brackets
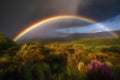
65,30,120,40
19,30,120,43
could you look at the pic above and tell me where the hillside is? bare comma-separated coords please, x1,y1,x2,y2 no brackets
69,38,120,46
17,30,120,43
0,33,120,80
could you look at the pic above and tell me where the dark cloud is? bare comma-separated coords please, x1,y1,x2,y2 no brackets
77,0,120,21
0,0,79,38
0,0,120,38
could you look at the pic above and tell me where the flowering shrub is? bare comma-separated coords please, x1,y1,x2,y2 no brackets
86,60,116,80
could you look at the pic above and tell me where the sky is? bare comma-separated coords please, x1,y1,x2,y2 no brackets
56,15,120,33
0,0,120,40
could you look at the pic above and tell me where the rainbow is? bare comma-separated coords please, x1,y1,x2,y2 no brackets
13,15,118,41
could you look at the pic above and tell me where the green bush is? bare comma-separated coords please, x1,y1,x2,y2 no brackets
109,45,120,54
0,33,16,55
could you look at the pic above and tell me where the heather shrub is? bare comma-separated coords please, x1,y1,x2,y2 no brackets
86,60,116,80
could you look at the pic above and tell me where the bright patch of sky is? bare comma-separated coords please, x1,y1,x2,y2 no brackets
56,15,120,34
103,15,120,31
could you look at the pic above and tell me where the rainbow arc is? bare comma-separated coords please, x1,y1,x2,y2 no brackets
13,15,118,41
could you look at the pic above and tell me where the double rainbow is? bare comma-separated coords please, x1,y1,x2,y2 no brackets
13,15,118,41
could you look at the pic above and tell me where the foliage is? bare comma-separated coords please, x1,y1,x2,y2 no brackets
109,45,120,54
101,45,120,54
0,33,16,55
86,60,116,80
0,34,120,80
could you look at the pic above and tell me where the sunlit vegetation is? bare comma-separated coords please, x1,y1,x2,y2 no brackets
0,33,120,80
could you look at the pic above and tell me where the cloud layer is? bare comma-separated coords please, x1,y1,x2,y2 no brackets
0,0,120,38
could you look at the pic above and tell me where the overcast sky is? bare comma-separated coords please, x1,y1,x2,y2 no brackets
0,0,120,39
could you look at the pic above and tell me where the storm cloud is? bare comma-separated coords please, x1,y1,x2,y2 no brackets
0,0,120,38
77,0,120,21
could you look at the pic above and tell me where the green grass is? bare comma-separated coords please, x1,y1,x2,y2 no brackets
69,38,120,46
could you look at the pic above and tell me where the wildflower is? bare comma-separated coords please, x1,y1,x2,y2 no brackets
86,60,116,80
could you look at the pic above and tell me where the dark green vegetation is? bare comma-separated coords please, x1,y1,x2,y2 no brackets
0,33,16,55
0,33,120,80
